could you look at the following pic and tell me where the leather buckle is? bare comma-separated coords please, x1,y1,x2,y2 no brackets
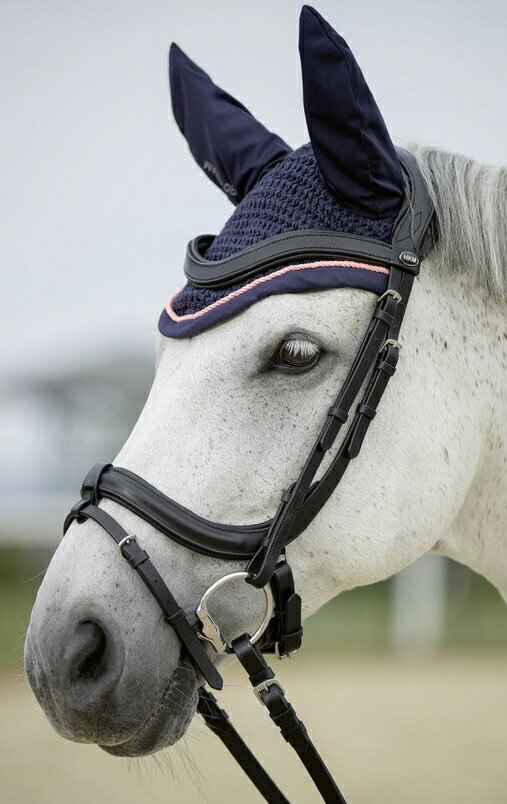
253,677,285,703
378,338,402,356
377,289,402,305
275,642,300,660
117,534,136,551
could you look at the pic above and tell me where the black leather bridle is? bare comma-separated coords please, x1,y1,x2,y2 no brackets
64,148,435,803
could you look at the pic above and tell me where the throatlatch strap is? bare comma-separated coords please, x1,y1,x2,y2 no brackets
232,635,348,804
197,688,289,803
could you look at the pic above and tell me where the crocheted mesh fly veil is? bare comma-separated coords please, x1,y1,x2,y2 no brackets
159,7,405,338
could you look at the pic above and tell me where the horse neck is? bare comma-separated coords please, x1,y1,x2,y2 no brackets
432,263,507,601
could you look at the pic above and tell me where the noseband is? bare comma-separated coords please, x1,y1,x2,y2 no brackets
64,148,435,803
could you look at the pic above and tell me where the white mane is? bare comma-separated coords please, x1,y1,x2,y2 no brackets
409,144,507,301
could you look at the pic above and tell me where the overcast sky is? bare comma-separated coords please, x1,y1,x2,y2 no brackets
2,0,507,382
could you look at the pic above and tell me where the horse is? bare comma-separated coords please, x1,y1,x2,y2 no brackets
24,5,507,800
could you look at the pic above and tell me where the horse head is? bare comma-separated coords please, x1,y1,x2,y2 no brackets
25,6,506,774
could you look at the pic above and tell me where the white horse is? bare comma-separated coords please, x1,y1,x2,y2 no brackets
25,4,506,772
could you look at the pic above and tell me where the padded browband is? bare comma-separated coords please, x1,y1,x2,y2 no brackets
184,148,435,289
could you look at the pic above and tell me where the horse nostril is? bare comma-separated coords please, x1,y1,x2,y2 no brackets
57,616,124,714
73,621,108,683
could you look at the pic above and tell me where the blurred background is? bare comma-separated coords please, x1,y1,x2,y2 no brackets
1,1,506,802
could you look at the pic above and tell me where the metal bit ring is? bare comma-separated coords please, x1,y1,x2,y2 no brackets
196,571,274,655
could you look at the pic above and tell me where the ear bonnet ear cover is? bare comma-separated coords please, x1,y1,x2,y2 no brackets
299,5,404,217
169,43,292,204
160,8,405,339
159,144,397,338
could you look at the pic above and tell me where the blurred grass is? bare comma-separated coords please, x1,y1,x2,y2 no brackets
303,584,391,653
0,547,50,672
4,654,507,804
303,567,507,654
1,547,506,675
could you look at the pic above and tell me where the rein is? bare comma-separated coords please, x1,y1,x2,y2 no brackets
64,148,435,803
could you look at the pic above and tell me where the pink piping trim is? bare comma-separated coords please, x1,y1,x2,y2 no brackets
165,259,389,322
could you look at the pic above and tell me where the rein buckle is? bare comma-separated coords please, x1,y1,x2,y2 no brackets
253,677,285,703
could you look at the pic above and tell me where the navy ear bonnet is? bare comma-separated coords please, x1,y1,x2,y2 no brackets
159,145,395,337
159,6,403,339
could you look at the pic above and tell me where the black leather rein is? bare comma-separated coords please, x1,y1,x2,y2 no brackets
63,148,436,803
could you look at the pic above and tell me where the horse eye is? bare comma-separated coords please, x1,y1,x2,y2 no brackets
273,338,321,372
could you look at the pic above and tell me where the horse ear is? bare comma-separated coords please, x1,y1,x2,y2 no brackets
298,6,404,218
169,43,292,205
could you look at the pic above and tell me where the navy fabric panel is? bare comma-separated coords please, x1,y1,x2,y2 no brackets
204,145,395,266
159,265,388,339
299,6,404,218
169,43,292,204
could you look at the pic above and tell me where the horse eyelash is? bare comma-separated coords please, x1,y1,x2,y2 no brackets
281,338,320,361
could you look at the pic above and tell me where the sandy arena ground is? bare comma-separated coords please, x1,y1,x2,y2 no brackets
1,654,506,804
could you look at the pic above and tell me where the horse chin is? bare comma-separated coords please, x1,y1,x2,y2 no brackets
100,658,199,757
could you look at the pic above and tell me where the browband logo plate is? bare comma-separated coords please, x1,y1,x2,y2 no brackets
398,251,419,267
